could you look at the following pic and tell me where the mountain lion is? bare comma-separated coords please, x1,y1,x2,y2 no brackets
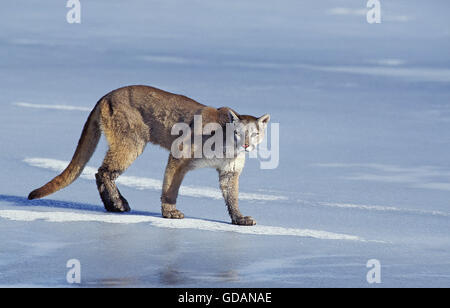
28,85,270,225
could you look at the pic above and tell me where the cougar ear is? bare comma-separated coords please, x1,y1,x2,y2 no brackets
258,114,270,125
228,109,240,123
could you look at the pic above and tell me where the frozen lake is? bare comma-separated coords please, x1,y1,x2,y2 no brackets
0,0,449,287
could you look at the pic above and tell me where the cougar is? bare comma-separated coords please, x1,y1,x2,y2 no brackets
28,85,270,225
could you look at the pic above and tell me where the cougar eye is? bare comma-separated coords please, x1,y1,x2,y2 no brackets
251,132,258,138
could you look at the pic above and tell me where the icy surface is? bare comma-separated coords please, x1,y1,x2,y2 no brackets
0,0,450,287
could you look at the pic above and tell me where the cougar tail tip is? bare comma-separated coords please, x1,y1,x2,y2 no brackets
28,189,41,200
28,186,51,200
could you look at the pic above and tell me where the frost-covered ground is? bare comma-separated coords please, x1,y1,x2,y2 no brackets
1,1,450,287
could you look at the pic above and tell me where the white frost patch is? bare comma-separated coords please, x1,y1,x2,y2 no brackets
24,157,287,202
220,61,449,83
327,8,366,16
0,209,363,241
370,59,406,66
140,55,203,65
13,102,91,112
298,64,450,83
318,202,450,218
343,174,419,184
223,61,284,70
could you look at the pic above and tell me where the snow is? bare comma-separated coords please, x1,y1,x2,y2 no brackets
13,102,91,112
1,0,450,287
0,209,364,241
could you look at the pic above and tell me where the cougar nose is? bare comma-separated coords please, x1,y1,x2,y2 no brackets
243,144,249,148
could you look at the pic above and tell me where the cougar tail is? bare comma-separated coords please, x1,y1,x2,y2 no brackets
28,103,102,200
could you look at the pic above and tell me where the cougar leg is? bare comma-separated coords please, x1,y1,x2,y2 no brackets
96,140,145,213
219,170,256,226
96,167,129,212
161,155,191,219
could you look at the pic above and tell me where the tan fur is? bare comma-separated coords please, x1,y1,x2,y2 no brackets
28,85,269,225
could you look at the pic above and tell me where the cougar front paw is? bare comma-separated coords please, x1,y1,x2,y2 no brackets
161,203,184,219
232,216,256,226
162,209,185,219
